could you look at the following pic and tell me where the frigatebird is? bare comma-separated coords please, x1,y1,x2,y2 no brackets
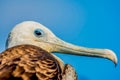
0,21,117,80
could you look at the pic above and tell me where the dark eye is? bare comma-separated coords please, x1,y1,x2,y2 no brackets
34,29,44,37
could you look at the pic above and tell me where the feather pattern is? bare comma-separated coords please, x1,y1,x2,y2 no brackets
0,45,63,80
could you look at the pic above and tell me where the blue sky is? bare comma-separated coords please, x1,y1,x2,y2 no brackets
0,0,120,80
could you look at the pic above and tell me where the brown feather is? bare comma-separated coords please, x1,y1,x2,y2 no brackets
0,45,62,80
62,64,77,80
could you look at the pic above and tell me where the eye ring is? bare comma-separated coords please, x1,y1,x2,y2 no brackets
34,29,44,37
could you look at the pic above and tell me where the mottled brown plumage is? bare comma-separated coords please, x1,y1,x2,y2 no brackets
0,45,77,80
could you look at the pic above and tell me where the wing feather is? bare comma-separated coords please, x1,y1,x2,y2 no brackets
62,64,77,80
0,45,62,80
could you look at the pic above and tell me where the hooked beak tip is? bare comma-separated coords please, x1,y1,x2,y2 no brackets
105,49,118,67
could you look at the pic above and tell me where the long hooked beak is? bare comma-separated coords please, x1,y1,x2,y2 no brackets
48,38,118,66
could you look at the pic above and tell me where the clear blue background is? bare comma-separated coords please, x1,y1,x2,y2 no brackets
0,0,120,80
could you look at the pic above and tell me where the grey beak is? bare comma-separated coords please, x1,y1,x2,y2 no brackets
50,38,118,66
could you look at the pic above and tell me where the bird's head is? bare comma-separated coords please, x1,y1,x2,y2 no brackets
6,21,118,66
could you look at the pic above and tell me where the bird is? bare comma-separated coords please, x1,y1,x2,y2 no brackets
0,21,118,80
